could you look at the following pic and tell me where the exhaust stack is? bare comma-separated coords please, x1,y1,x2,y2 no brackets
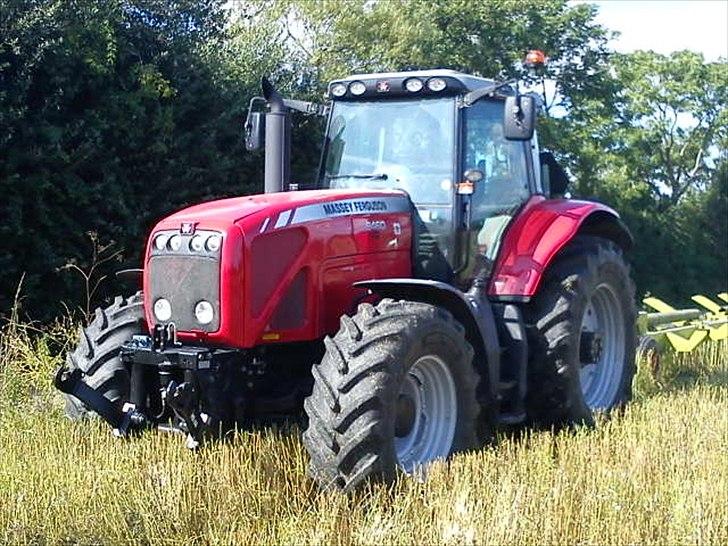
262,78,291,194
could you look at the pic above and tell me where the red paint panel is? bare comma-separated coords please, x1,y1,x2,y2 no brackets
242,209,412,347
320,252,411,335
250,228,308,316
488,196,621,298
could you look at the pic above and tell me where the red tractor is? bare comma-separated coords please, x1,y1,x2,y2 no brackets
56,59,636,491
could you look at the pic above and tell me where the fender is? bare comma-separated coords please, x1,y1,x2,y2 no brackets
488,196,633,301
354,278,500,406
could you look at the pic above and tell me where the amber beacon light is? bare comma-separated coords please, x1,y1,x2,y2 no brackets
524,49,547,71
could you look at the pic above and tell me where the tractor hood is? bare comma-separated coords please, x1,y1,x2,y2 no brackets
145,189,414,348
154,189,411,232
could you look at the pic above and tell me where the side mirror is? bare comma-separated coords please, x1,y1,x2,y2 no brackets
244,111,265,151
504,95,536,141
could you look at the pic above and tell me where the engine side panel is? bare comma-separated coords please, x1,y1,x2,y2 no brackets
241,196,412,347
488,196,625,299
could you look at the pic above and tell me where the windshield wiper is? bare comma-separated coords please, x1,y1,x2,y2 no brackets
327,173,388,181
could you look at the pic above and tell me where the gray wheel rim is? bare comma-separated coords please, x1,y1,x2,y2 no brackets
394,355,457,473
579,282,626,409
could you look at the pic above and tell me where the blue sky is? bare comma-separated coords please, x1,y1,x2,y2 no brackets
574,0,728,60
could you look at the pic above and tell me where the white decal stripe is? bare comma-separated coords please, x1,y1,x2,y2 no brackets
289,196,411,226
259,217,270,233
274,210,292,228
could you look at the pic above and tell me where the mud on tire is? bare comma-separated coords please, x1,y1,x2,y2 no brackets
64,292,146,419
303,299,482,492
524,236,636,428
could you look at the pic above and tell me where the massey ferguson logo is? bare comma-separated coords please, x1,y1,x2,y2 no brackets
322,200,388,216
180,222,196,235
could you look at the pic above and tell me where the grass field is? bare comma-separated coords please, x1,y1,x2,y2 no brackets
0,318,726,545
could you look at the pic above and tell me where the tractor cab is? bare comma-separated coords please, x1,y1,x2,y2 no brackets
318,69,540,285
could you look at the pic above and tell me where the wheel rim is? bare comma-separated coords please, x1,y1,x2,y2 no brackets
394,355,458,473
579,283,626,409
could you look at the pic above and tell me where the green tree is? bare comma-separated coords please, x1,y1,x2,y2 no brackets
609,51,726,208
2,0,724,319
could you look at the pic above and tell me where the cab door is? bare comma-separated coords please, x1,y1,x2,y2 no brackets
458,99,532,286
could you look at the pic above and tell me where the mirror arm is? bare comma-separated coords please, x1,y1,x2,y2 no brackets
261,76,327,116
462,78,517,107
282,98,328,117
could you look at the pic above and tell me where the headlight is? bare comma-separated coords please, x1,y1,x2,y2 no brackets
349,81,366,96
194,300,214,325
190,235,205,252
154,234,169,251
427,77,446,92
404,78,423,93
330,83,347,97
167,234,182,251
154,298,172,322
206,234,222,252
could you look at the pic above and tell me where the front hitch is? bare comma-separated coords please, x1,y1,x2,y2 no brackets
54,366,147,436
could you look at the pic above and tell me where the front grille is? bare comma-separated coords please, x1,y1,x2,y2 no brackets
149,255,221,332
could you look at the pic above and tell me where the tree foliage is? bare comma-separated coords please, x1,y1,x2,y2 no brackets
606,51,725,207
272,0,614,109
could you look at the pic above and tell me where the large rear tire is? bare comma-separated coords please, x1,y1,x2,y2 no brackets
303,299,481,491
64,292,146,419
524,236,636,427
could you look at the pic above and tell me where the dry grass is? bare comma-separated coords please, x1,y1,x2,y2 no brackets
0,319,726,545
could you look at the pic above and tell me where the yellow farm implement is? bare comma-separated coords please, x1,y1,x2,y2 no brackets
636,293,727,371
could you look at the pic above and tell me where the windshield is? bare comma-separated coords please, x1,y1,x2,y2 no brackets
320,98,456,206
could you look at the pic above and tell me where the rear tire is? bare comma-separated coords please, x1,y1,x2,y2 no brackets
64,292,146,419
303,299,481,491
524,236,636,427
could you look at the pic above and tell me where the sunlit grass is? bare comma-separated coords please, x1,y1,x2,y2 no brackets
1,320,726,545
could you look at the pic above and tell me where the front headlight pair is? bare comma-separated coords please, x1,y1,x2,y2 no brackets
153,298,214,325
154,232,221,253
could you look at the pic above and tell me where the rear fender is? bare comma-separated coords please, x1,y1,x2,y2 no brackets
354,278,500,404
488,197,633,300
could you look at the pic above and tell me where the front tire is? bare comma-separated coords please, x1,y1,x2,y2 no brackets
303,299,481,491
64,292,146,419
525,236,636,427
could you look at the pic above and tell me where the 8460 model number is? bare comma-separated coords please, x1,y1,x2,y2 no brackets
363,219,386,231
